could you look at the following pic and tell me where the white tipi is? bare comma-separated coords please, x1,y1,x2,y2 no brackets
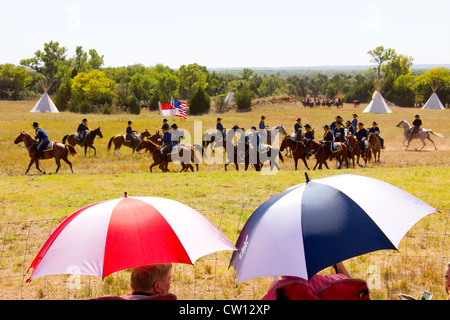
422,82,445,110
30,80,59,113
363,91,392,114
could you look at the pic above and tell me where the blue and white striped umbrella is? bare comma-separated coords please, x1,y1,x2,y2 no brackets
230,174,437,285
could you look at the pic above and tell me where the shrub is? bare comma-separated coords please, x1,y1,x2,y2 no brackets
234,86,255,111
189,86,210,114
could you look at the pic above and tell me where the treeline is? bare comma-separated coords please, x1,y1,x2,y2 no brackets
1,42,449,114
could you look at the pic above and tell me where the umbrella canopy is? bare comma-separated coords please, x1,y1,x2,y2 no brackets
229,174,437,285
27,195,236,281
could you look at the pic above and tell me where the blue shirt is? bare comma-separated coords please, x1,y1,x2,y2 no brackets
35,127,48,141
304,130,314,140
216,122,224,133
126,125,136,136
323,130,334,142
355,128,368,141
259,120,266,130
162,130,172,145
294,123,302,132
369,126,380,134
77,123,90,133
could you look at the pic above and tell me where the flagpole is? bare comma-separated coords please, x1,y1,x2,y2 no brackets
158,101,162,128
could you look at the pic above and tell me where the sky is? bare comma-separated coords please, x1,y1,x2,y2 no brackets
1,0,449,69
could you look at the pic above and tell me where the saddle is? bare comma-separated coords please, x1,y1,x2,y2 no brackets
331,143,342,153
44,141,56,151
74,133,82,140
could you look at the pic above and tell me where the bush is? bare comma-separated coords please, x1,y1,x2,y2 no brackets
234,86,255,111
188,86,210,114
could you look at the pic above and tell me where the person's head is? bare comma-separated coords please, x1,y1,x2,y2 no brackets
171,123,178,130
304,124,311,130
163,119,168,123
353,114,358,118
358,122,364,128
372,122,378,127
296,118,301,123
162,123,170,131
128,121,132,125
261,116,266,120
346,121,351,127
130,264,172,295
217,117,222,122
82,118,87,124
415,114,420,118
32,122,39,129
251,126,257,132
323,124,329,131
445,262,450,296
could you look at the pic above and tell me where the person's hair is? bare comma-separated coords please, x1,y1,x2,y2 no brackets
130,264,172,293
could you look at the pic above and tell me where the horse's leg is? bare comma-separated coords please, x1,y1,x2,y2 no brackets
294,157,298,170
54,157,62,173
25,159,34,174
302,157,310,170
427,135,437,150
34,159,45,174
62,156,74,173
149,162,158,172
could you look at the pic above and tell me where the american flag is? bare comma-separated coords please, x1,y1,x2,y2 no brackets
172,98,189,119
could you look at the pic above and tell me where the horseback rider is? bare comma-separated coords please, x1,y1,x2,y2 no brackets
77,118,90,146
171,123,182,146
333,119,345,142
369,121,385,149
320,124,334,160
294,118,303,140
160,123,172,166
259,116,268,142
351,114,358,134
330,115,342,132
355,122,368,157
345,120,355,137
216,117,225,138
409,115,422,140
32,122,49,159
303,124,314,143
126,121,138,149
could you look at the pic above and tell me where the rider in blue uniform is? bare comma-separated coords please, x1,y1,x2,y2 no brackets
259,116,267,142
77,118,90,146
32,122,49,159
355,122,368,157
369,121,385,149
216,117,225,138
303,124,314,143
321,124,334,160
126,121,138,149
160,123,172,166
333,119,345,142
351,114,358,134
294,118,303,140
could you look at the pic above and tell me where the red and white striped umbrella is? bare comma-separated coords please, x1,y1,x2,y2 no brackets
27,194,236,281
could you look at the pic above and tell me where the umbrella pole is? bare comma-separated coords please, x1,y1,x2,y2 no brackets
305,172,310,183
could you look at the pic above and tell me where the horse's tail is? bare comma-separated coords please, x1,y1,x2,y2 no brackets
194,144,207,163
66,144,78,157
429,130,444,138
366,146,372,163
278,149,284,163
62,134,68,144
107,136,114,151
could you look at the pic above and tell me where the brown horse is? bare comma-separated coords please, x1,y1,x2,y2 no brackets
135,132,163,153
304,140,349,170
62,127,103,157
224,143,261,172
368,133,381,162
347,135,372,168
14,131,77,174
280,136,309,170
107,129,151,155
142,140,202,172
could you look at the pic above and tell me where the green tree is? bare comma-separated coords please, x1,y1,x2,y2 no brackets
188,86,210,114
414,67,450,103
367,46,396,79
0,64,34,100
70,69,116,112
20,41,67,92
176,63,208,99
234,85,255,111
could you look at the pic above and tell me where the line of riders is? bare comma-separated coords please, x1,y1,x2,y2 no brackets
29,113,424,165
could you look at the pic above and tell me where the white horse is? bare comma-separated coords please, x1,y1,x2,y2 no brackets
396,119,442,151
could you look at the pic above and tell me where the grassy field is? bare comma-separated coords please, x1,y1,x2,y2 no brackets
0,98,449,300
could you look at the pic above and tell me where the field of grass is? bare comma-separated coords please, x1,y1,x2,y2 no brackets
0,98,449,300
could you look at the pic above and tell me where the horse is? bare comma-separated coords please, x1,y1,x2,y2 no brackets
142,140,202,173
368,132,381,162
14,131,77,174
280,136,309,170
135,132,162,153
62,127,103,157
224,143,261,172
304,139,349,170
347,135,372,168
107,129,151,155
265,125,286,145
395,119,442,151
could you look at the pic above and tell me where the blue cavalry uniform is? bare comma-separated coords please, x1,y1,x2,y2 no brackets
369,122,385,149
355,123,368,156
303,124,314,142
294,118,302,140
259,116,267,142
322,125,334,160
216,118,225,138
126,121,138,147
351,114,358,134
77,119,90,145
32,122,49,158
160,123,172,164
329,116,342,132
333,121,345,142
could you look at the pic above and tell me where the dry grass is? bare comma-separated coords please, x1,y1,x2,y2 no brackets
0,98,449,300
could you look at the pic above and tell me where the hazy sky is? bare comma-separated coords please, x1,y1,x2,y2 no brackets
1,0,449,69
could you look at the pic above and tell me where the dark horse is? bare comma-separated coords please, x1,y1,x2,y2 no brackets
304,139,349,170
280,136,310,170
135,131,163,153
347,135,372,168
14,131,77,174
224,143,261,172
142,140,202,173
107,129,151,155
62,127,103,157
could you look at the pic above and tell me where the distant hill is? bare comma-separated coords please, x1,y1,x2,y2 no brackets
209,64,450,77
